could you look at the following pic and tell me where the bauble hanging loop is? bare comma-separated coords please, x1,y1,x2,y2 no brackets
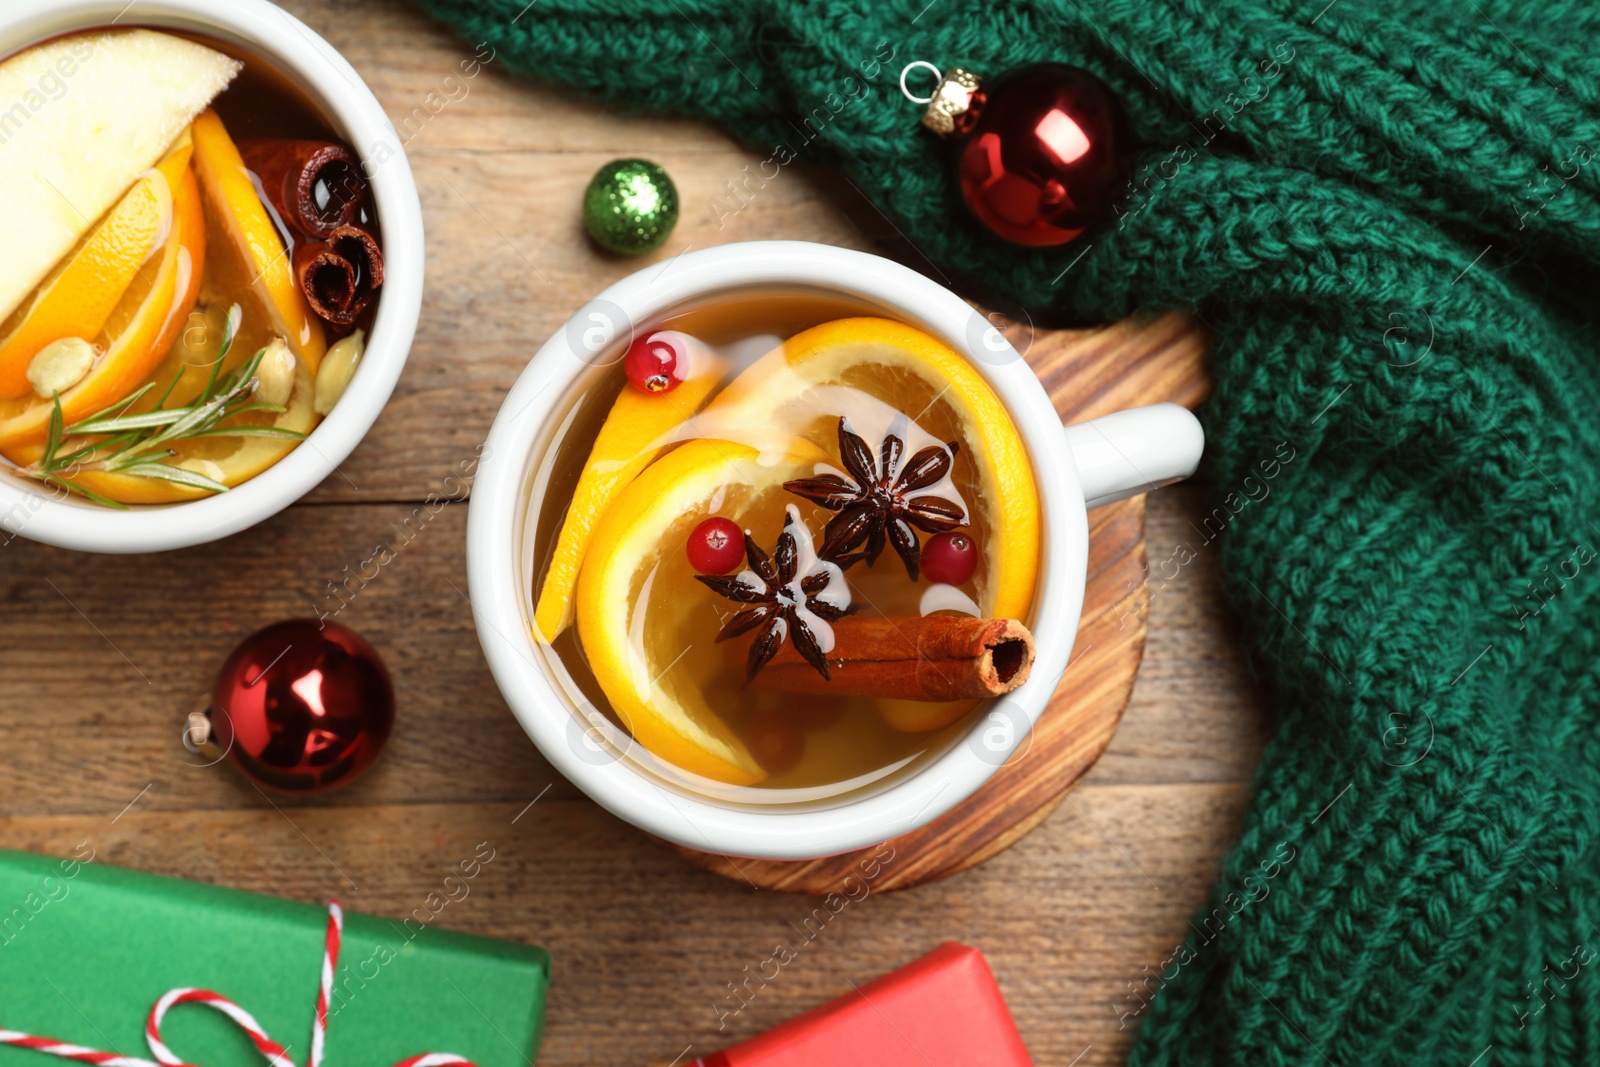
904,61,1134,247
914,65,982,136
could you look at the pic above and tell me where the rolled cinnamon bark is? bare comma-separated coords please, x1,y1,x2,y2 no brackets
238,138,369,239
748,616,1035,701
293,225,384,327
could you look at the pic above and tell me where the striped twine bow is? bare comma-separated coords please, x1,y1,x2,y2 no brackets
0,902,479,1067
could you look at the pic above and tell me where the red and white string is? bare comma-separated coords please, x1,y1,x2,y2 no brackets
2,901,479,1067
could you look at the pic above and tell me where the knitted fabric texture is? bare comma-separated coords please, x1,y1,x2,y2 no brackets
415,0,1600,1062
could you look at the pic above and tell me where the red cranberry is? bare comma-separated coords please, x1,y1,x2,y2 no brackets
624,330,690,394
743,711,804,775
687,517,744,574
921,532,978,585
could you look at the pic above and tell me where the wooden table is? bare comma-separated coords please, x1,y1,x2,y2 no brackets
0,3,1269,1063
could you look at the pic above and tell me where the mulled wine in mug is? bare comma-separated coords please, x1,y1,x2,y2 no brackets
0,0,423,552
468,241,1202,860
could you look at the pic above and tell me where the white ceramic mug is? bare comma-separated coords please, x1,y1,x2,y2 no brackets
467,241,1202,861
0,0,423,553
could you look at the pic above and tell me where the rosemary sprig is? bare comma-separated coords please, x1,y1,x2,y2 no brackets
17,305,307,508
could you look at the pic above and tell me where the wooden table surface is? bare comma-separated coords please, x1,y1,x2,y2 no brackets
0,3,1270,1064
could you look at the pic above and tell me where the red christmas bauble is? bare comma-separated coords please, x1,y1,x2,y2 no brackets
210,619,393,792
955,63,1132,247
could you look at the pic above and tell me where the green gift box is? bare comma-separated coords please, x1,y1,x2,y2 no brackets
0,850,548,1067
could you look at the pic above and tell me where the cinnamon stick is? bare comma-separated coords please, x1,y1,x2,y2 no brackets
748,616,1035,701
293,225,384,327
238,138,369,239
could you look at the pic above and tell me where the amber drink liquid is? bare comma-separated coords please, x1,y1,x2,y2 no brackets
530,290,1038,797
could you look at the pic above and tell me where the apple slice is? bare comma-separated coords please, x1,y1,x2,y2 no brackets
0,29,240,322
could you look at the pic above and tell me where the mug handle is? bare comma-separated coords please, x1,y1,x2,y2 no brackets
1062,403,1205,510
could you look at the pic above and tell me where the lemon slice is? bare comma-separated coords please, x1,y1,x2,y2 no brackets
0,137,185,400
708,316,1040,624
191,109,326,372
576,438,834,785
0,303,317,505
534,345,725,642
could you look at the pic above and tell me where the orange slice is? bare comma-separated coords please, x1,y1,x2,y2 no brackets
0,137,190,400
0,147,205,453
576,439,836,785
707,317,1040,625
190,109,326,373
533,343,726,642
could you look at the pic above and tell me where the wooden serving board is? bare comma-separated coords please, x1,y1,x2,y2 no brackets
675,309,1211,893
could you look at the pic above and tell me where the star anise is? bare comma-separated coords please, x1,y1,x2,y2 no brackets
695,508,852,683
783,417,967,580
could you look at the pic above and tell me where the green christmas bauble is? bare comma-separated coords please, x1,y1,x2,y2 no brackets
583,158,679,256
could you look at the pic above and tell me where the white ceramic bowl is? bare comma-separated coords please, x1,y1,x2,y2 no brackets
0,0,422,553
468,241,1203,860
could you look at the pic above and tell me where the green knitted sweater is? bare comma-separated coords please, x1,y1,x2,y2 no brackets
416,0,1600,1061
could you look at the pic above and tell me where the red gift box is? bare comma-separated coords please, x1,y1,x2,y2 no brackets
696,943,1033,1066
